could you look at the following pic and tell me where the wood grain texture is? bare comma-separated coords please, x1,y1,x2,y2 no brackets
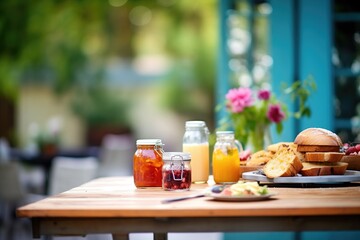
17,176,360,218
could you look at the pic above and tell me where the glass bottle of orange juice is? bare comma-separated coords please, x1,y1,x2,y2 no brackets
182,121,209,183
212,131,243,184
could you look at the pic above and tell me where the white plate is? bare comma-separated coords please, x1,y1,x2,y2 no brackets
208,193,275,202
242,170,360,184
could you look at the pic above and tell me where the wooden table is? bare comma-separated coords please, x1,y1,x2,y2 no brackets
16,176,360,240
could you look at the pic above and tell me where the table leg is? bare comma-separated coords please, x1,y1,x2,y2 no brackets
112,233,167,240
154,233,167,240
112,233,129,240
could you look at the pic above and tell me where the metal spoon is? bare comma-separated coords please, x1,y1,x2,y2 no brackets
161,185,225,204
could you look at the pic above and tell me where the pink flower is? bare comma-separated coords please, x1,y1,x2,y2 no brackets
267,104,285,123
258,89,270,100
226,87,253,113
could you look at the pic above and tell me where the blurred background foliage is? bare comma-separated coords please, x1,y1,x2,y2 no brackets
0,0,108,96
0,0,217,145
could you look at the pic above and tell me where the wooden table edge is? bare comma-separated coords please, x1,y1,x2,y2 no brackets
31,215,360,238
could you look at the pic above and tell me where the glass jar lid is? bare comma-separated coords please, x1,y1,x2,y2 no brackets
163,152,191,161
136,139,163,146
185,121,206,128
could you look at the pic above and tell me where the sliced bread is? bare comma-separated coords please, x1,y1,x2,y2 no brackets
300,162,348,176
304,152,345,163
263,145,303,178
297,145,340,153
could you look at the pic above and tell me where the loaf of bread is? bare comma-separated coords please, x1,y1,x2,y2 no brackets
263,144,303,178
294,128,343,147
292,128,348,176
300,162,348,176
304,152,345,163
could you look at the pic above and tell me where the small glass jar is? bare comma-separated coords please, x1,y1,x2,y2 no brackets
162,152,191,191
182,121,209,183
133,139,164,188
212,131,243,184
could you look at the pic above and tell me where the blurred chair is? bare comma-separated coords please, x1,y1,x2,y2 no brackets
0,161,26,240
0,138,10,163
97,134,134,177
0,161,25,204
48,156,99,195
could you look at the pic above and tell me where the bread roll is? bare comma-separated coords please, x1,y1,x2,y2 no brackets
304,152,345,163
267,142,294,152
300,162,348,176
263,145,303,178
246,150,274,166
294,128,343,147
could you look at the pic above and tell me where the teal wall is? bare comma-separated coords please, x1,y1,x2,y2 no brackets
270,0,333,143
270,0,297,142
298,0,333,131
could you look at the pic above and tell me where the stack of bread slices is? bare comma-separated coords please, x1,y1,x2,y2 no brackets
261,128,348,178
294,128,347,176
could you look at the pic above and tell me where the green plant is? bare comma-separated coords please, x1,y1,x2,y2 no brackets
282,75,317,119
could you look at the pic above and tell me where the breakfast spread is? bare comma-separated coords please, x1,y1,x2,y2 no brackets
134,123,359,191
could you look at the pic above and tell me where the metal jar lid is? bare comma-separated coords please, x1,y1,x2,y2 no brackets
136,139,163,146
163,152,191,161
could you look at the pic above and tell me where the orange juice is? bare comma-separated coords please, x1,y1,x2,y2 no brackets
212,147,240,184
183,143,209,183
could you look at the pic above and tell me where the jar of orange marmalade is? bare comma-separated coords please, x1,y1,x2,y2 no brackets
133,139,164,188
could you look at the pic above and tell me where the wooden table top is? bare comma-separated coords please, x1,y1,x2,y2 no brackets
17,176,360,219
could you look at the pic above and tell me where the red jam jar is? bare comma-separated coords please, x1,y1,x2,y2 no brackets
162,152,191,191
133,139,164,188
